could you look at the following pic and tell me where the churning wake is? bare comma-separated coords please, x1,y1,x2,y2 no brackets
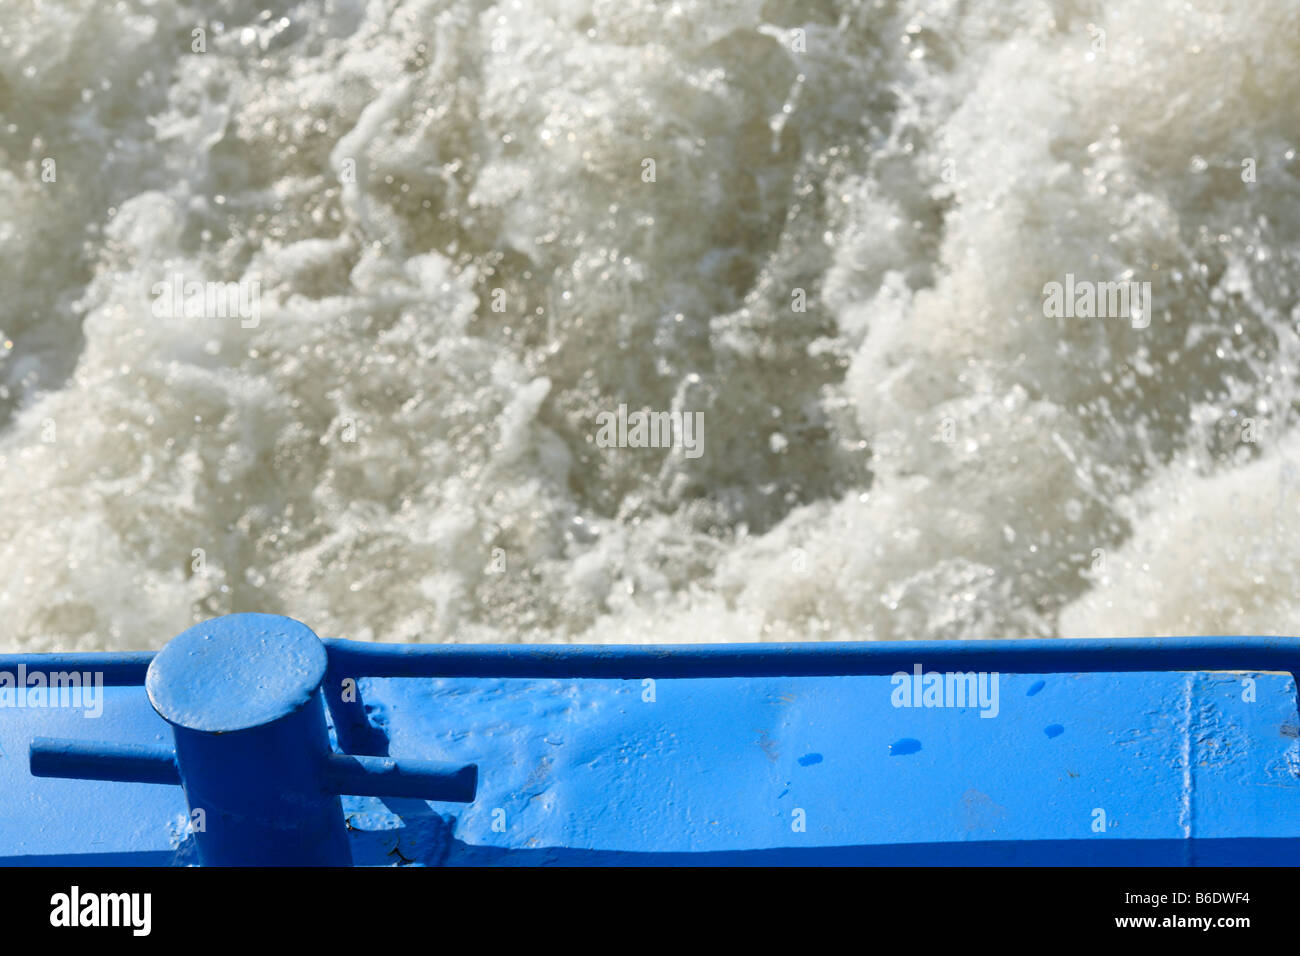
1,0,1298,651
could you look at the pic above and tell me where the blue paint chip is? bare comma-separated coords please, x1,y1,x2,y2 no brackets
798,753,823,766
1027,680,1046,696
1044,724,1064,738
889,738,921,756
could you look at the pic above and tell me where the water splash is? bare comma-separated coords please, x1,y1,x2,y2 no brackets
0,0,1297,650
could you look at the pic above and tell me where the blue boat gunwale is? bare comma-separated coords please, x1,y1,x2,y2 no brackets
7,630,1300,865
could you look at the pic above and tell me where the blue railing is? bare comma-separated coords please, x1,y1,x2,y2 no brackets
6,635,1298,682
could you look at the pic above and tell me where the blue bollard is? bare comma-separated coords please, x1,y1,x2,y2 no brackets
29,613,478,866
145,614,354,865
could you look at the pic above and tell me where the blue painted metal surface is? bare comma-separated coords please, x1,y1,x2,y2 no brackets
2,615,1299,865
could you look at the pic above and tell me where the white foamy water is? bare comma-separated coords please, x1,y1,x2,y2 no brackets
1,0,1298,652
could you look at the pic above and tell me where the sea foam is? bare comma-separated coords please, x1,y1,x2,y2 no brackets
1,0,1298,650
